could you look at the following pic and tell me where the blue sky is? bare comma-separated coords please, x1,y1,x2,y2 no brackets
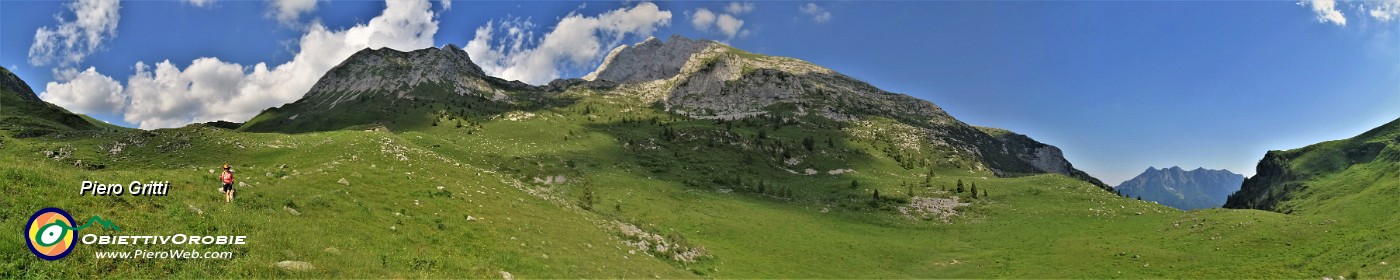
2,0,1397,184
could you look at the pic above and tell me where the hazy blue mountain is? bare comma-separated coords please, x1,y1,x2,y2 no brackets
1115,166,1244,210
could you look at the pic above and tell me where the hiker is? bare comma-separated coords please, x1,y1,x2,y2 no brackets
220,164,235,203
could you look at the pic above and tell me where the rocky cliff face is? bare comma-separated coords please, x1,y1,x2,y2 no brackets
1116,166,1244,210
300,44,528,111
977,127,1108,188
240,45,539,132
584,35,712,84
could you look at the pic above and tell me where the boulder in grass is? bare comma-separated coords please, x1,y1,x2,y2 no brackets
274,261,314,272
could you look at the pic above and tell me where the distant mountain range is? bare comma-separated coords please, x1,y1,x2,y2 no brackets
1114,166,1243,210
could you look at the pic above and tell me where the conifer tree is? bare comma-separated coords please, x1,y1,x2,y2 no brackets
578,185,595,211
925,169,934,184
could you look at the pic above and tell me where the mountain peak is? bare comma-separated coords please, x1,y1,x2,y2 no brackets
1117,166,1245,210
280,45,505,112
583,34,718,84
341,45,485,77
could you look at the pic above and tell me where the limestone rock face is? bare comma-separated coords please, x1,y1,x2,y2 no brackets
977,126,1108,188
240,45,538,132
301,44,528,111
579,35,1108,188
584,35,713,84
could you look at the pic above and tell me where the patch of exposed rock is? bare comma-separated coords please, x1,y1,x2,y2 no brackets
898,196,969,223
584,35,713,84
273,260,315,272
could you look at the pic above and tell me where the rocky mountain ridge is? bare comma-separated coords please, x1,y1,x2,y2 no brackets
581,36,1103,184
299,44,530,111
238,35,1109,188
1115,166,1243,210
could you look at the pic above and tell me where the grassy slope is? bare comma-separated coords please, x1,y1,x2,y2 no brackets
0,88,124,136
3,91,1397,278
391,91,1393,278
0,66,123,135
1226,118,1400,277
0,127,688,278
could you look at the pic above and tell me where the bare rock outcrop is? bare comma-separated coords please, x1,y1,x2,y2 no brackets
584,35,712,84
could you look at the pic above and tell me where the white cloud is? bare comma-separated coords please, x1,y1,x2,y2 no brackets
39,0,441,129
465,2,672,85
1299,0,1347,26
441,0,451,10
183,0,213,8
1368,0,1400,22
715,14,745,38
799,2,832,23
689,4,751,39
725,2,754,15
40,67,125,116
691,8,717,31
122,59,244,128
28,0,122,67
270,0,317,24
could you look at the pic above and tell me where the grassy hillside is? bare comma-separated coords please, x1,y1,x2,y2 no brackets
0,67,125,136
3,94,1396,278
1,126,688,278
1226,117,1400,212
2,40,1394,278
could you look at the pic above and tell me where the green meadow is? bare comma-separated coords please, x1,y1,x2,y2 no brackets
3,93,1395,278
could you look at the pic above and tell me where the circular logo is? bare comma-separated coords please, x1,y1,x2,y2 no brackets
25,208,77,260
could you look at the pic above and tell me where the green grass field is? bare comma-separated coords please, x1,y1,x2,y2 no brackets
2,93,1397,278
